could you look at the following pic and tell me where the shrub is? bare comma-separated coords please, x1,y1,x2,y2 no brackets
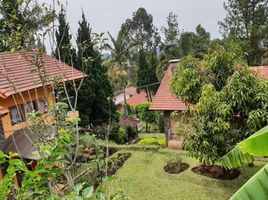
138,138,166,148
167,156,183,170
115,127,127,144
136,102,158,132
126,126,138,142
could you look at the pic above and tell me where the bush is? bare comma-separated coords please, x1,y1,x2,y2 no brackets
115,127,127,144
138,138,166,148
93,122,121,144
126,126,138,142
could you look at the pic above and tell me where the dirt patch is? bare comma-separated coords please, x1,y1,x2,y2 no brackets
164,162,189,174
192,165,240,180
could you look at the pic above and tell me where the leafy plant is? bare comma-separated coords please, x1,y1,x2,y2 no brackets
138,138,165,148
136,102,157,132
219,126,268,200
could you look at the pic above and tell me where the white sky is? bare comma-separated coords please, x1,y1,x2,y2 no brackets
42,0,227,40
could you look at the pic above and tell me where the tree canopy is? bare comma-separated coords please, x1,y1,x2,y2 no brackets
220,0,268,65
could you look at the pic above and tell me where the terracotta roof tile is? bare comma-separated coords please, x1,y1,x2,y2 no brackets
149,62,188,111
127,91,148,107
114,86,138,97
150,65,268,111
0,51,87,98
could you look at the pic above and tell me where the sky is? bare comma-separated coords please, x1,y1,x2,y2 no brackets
42,0,227,40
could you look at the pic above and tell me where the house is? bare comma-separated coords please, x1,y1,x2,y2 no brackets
150,60,268,149
113,86,148,109
149,59,187,149
0,51,86,185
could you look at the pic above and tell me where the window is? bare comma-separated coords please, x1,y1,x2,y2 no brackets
37,98,48,114
9,98,48,125
24,102,34,114
10,106,23,125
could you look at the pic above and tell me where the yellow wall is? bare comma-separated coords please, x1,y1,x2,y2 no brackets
0,87,54,138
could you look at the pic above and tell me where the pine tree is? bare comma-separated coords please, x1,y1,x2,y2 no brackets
53,7,76,66
76,13,117,127
147,48,159,93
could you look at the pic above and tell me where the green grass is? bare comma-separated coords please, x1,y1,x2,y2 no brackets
104,150,265,200
139,133,165,139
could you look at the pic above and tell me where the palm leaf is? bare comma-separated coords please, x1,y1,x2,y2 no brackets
230,164,268,200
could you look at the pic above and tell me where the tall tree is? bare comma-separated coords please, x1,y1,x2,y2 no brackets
162,12,180,45
179,24,210,59
121,7,160,55
219,0,268,65
147,48,160,93
193,24,211,59
160,12,181,60
75,13,117,126
136,49,151,100
53,7,76,66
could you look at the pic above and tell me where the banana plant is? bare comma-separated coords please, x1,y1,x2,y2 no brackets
219,126,268,200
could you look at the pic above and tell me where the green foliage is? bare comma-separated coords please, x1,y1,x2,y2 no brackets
205,43,244,90
166,155,184,171
178,24,211,59
171,55,206,104
230,164,268,200
220,0,268,65
74,13,118,127
53,7,76,66
219,147,254,169
160,12,181,60
115,127,127,144
220,126,268,169
222,67,268,138
185,84,232,164
138,138,166,148
136,49,150,88
125,126,138,142
0,0,55,51
136,103,157,132
121,7,160,52
219,126,268,200
161,12,180,46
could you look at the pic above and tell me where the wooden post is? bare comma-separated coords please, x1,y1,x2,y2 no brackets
164,111,171,147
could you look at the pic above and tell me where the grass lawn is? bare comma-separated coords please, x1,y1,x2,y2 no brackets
138,133,165,139
104,150,265,200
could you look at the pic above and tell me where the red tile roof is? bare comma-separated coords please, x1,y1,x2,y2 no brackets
149,65,268,111
114,86,138,97
0,51,87,98
0,106,9,115
149,62,188,111
127,91,148,107
119,117,141,128
250,66,268,79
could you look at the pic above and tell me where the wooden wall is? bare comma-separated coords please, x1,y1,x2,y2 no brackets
0,87,54,138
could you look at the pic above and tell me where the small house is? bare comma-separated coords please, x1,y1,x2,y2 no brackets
149,60,188,149
0,51,86,187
